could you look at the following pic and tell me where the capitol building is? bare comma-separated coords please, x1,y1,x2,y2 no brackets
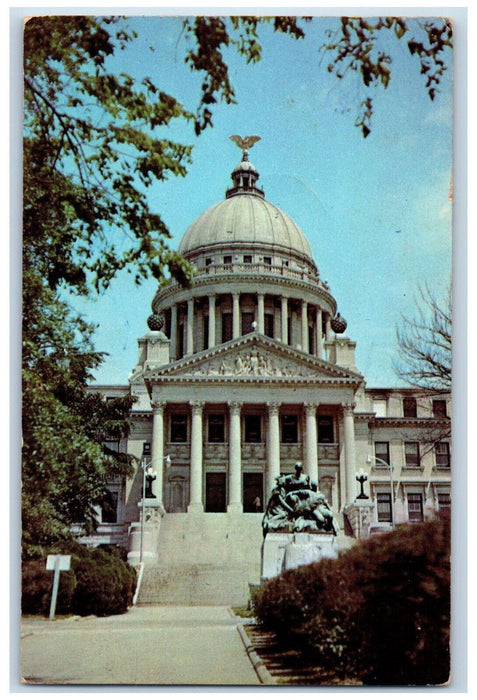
89,146,451,603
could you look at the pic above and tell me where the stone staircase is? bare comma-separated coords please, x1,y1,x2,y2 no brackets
136,512,357,606
137,512,263,606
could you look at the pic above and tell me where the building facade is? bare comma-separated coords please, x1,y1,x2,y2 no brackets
89,149,451,548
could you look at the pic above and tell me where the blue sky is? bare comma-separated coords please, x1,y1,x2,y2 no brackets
62,13,453,388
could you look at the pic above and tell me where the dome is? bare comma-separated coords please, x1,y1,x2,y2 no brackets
178,193,314,260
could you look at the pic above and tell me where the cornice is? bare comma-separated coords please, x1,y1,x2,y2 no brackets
130,411,153,420
371,416,451,427
152,273,337,311
142,332,363,387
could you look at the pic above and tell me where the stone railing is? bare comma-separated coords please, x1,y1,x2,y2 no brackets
318,443,339,461
203,443,228,461
242,443,266,462
165,443,190,462
194,262,324,288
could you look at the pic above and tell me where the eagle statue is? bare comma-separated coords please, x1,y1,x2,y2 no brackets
229,135,261,155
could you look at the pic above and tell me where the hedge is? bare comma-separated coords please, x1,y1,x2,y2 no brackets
22,542,137,617
253,519,450,686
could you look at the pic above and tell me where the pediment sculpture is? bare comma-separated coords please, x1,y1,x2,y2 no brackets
187,349,316,378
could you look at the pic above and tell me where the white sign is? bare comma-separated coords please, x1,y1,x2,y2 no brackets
46,554,71,571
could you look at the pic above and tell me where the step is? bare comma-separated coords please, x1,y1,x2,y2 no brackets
138,564,256,606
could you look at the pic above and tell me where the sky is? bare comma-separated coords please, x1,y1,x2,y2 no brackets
25,11,457,388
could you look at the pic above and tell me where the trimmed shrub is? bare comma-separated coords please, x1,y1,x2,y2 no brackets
253,520,450,686
71,547,136,616
22,542,137,617
21,559,76,615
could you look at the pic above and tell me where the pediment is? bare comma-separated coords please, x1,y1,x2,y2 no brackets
144,333,363,386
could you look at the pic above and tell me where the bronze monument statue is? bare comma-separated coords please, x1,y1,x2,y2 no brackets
262,463,339,537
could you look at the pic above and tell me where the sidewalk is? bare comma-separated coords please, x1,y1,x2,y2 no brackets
20,605,261,686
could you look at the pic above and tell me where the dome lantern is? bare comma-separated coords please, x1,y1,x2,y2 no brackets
226,135,264,199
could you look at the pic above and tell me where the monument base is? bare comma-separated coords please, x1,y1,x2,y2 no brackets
261,531,338,580
343,501,375,539
127,500,165,566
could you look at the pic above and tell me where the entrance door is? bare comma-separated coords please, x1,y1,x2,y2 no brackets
205,472,226,512
243,473,264,513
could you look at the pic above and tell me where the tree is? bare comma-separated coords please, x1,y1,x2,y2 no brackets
320,16,453,136
22,271,136,556
22,15,305,553
394,283,451,392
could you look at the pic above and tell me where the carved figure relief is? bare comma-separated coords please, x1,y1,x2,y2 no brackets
188,349,316,378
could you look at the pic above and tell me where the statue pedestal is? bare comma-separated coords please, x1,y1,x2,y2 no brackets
343,501,375,539
127,499,165,566
261,531,338,580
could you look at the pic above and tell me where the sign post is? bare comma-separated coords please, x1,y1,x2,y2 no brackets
46,554,71,620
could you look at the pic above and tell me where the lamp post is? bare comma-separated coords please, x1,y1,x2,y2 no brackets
139,454,171,564
355,469,369,499
366,455,395,527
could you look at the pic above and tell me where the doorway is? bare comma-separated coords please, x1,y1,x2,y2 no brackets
243,473,264,512
205,472,226,512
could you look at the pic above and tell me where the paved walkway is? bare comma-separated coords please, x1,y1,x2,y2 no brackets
20,606,261,687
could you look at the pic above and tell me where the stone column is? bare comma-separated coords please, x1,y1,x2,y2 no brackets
301,300,308,352
151,401,166,504
325,313,332,341
208,294,216,349
266,402,281,499
227,402,243,512
281,296,288,345
304,403,319,484
316,307,323,359
232,293,240,339
343,403,357,505
170,303,178,361
257,293,265,334
186,299,194,355
188,401,204,512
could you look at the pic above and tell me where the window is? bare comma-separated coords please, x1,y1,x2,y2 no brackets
265,313,274,338
208,414,225,443
203,315,209,350
377,493,392,522
223,255,232,266
263,256,272,266
243,255,252,264
241,312,254,335
407,493,423,522
405,442,420,467
308,325,315,355
244,414,262,443
373,399,387,417
318,416,334,443
170,414,188,443
205,257,213,267
403,397,417,417
374,441,390,465
433,400,447,418
101,491,118,524
436,442,450,468
104,439,120,454
222,313,232,342
177,322,184,359
281,415,298,443
438,493,451,519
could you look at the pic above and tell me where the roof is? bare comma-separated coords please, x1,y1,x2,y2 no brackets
178,193,314,259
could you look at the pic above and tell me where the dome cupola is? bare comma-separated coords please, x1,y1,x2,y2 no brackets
178,135,315,265
225,150,264,199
